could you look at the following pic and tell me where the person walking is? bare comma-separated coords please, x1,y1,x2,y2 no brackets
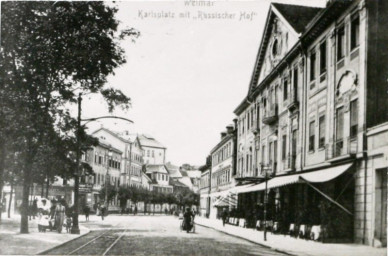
100,203,106,220
84,205,90,221
134,205,138,215
54,199,66,233
221,208,228,227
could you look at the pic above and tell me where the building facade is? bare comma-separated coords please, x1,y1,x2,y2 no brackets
209,125,237,219
199,157,211,218
232,0,387,246
138,134,166,165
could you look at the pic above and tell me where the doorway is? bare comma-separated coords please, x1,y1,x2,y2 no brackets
375,168,387,247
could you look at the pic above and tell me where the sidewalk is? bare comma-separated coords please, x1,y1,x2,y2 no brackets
0,214,89,255
195,217,386,256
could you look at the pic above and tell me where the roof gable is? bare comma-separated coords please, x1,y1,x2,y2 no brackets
247,3,322,94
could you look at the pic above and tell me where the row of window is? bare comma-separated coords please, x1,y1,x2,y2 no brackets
309,14,360,87
309,99,358,152
212,168,231,187
82,173,120,187
153,186,173,193
94,154,121,170
212,141,233,166
130,166,142,177
145,149,163,158
152,172,169,182
131,153,143,164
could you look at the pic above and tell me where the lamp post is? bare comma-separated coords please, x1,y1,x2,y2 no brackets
71,93,133,234
105,149,113,208
262,165,272,241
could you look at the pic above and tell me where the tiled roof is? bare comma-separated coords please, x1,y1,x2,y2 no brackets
138,134,166,149
272,3,322,34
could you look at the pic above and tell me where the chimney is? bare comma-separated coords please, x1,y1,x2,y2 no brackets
226,125,234,134
233,118,238,129
221,132,227,139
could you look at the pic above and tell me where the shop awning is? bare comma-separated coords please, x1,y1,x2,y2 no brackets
213,193,238,207
238,163,353,194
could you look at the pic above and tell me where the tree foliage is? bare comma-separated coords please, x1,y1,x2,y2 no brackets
0,1,138,232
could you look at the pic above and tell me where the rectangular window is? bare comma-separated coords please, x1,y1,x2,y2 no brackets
269,142,273,164
337,26,345,60
336,107,344,141
152,150,154,157
350,100,358,138
147,150,150,157
351,15,360,50
293,67,298,101
247,112,250,130
251,109,254,127
319,115,325,148
283,79,288,101
282,135,287,160
273,141,277,172
309,121,315,151
320,41,327,74
261,145,265,166
310,51,316,81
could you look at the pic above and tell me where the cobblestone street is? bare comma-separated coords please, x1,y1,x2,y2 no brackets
41,215,286,256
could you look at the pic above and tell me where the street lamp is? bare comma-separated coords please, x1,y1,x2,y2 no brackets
105,149,113,208
262,165,272,241
71,93,133,234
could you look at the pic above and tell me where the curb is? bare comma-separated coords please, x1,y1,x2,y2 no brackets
195,221,297,256
37,228,91,255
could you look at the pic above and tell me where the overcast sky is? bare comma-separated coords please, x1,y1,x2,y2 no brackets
81,0,326,166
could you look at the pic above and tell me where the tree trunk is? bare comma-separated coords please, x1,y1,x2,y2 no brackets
0,142,5,223
8,182,14,218
20,168,30,233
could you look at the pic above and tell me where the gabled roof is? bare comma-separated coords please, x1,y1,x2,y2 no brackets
138,134,166,149
144,164,169,174
272,3,322,34
239,2,322,104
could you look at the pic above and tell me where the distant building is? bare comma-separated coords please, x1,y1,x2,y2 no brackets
144,165,173,193
199,155,212,217
138,134,166,165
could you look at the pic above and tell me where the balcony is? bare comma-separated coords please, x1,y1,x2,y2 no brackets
262,104,278,125
325,137,358,161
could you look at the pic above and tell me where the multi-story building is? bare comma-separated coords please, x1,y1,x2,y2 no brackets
120,133,144,188
233,0,387,246
138,134,166,165
93,128,145,188
199,156,212,217
144,165,173,193
209,124,237,219
82,141,122,211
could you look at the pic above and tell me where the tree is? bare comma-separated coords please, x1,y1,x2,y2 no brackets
0,1,139,233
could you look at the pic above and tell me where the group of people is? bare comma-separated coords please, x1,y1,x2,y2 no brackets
37,198,72,233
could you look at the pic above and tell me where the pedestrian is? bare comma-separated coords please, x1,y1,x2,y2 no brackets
65,215,72,233
54,199,66,233
221,208,228,227
100,203,106,220
84,205,90,221
134,205,138,215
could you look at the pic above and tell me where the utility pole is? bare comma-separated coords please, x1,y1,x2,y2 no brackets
70,93,133,234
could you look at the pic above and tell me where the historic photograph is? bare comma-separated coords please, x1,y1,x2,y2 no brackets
0,0,387,255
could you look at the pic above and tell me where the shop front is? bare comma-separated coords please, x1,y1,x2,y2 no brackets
237,163,355,242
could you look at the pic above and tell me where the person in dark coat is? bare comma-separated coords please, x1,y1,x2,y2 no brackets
221,209,228,227
84,205,90,221
183,208,194,233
